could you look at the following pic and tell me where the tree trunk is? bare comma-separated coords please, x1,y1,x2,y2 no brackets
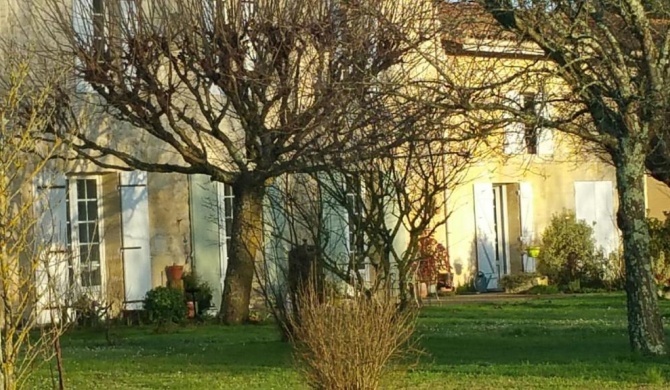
615,138,667,355
220,178,266,325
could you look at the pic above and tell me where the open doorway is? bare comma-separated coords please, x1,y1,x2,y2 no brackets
474,182,528,290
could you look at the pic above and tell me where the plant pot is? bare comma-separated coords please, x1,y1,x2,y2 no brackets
528,247,541,258
186,301,195,319
165,265,184,283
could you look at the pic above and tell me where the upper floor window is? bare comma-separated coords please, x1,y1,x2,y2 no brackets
503,90,554,157
522,93,539,155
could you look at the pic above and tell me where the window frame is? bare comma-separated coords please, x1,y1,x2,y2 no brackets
66,176,106,295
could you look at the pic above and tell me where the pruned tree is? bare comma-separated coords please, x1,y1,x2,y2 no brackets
257,123,483,322
315,138,478,309
0,53,70,390
458,0,670,355
28,0,441,323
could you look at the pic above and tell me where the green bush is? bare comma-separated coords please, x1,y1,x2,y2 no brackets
649,216,670,291
537,210,611,290
144,287,187,325
182,273,214,317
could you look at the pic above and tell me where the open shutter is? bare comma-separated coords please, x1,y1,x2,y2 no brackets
121,0,138,90
594,181,617,256
120,0,138,33
473,182,497,289
518,182,534,243
202,0,225,96
263,180,288,287
34,173,70,325
242,0,255,71
518,182,536,272
321,176,349,272
574,181,596,226
536,93,555,156
119,171,152,310
503,91,524,155
73,0,94,93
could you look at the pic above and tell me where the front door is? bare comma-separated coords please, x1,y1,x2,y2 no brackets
474,183,511,290
492,185,510,280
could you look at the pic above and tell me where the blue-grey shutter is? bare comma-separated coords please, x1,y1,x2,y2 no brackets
320,175,350,272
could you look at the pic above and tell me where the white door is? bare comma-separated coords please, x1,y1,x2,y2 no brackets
474,183,498,289
120,171,152,310
575,181,617,256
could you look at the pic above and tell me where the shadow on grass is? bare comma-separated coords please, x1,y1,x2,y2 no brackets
60,323,293,375
416,294,670,384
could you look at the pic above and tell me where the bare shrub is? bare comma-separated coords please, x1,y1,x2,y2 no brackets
0,53,71,390
289,284,418,390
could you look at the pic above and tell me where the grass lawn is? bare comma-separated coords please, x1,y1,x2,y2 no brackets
27,294,670,389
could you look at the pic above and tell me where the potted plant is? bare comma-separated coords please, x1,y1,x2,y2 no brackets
416,233,451,297
165,263,185,284
525,238,542,258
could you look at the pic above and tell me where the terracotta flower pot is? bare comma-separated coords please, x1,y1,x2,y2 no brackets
186,301,195,319
165,265,184,283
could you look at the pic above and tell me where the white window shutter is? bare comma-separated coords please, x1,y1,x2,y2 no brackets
33,172,70,325
203,0,225,96
594,181,617,256
518,182,534,244
536,93,555,156
73,0,94,93
72,0,92,44
518,182,536,272
120,171,152,310
473,182,497,289
121,0,138,34
503,91,524,155
242,0,256,71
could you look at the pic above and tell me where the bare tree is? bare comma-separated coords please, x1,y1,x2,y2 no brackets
454,0,670,355
0,53,70,390
30,0,440,324
257,129,482,326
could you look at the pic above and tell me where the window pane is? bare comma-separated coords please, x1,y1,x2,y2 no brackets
82,243,100,264
93,0,104,13
81,267,101,287
78,223,89,243
77,180,87,199
225,219,232,236
78,201,88,220
86,180,97,199
91,223,100,242
225,199,233,217
87,201,98,220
